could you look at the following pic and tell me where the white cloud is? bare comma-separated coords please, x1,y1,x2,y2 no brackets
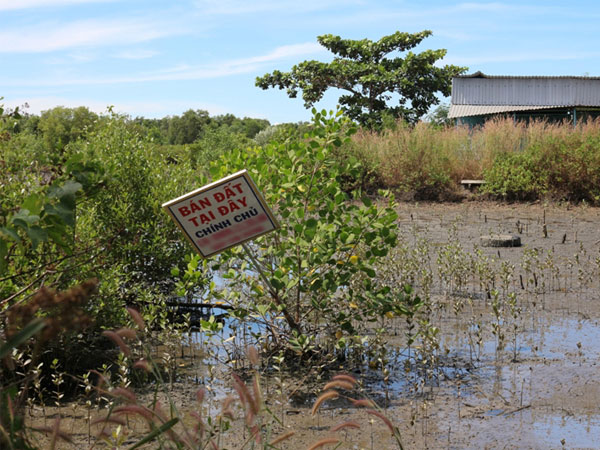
305,2,569,31
113,42,324,81
193,0,359,15
43,51,98,65
228,42,323,66
67,51,98,62
0,17,184,53
452,2,571,16
434,30,477,42
1,42,325,86
453,2,512,12
113,49,159,60
0,0,115,10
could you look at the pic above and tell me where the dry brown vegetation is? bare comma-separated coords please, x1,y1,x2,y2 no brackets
344,118,600,202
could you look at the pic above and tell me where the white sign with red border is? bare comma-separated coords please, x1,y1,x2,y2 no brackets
162,170,279,258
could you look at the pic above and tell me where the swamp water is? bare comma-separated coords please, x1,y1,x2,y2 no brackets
29,202,600,449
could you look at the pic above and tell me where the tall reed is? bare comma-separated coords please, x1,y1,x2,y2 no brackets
342,117,600,203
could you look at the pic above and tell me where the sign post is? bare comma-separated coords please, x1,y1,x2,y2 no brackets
162,170,279,258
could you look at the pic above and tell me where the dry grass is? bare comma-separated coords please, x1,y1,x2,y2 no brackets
343,117,600,202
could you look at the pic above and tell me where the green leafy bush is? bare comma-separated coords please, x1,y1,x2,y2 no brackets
482,123,600,203
188,126,252,171
200,109,404,356
482,150,547,200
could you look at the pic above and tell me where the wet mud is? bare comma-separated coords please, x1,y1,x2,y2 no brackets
27,202,600,449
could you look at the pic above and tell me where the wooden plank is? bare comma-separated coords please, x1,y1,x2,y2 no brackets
461,179,485,190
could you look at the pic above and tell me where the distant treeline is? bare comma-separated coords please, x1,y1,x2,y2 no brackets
4,104,600,204
132,110,271,145
6,106,273,152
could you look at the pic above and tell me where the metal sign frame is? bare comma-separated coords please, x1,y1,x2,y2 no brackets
162,170,279,258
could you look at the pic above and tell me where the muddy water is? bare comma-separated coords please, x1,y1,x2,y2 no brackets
27,202,600,449
391,202,600,449
198,202,600,449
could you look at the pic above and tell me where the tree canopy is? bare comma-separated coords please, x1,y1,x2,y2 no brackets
256,30,466,127
38,106,98,153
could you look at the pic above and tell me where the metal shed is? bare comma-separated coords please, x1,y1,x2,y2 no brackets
449,72,600,126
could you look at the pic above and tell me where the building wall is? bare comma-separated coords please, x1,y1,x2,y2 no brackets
455,108,600,127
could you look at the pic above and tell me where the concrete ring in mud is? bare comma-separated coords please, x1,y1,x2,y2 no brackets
479,234,522,247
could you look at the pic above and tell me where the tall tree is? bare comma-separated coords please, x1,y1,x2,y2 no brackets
256,30,466,127
425,102,452,127
38,106,98,153
167,109,210,145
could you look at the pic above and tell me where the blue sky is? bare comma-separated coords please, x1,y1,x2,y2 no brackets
2,0,599,123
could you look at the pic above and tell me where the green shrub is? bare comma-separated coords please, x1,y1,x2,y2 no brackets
1,109,201,329
198,109,405,356
481,120,600,203
189,126,252,171
482,150,547,200
338,117,600,203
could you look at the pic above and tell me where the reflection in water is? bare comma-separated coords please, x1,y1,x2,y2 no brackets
177,288,600,448
533,414,600,448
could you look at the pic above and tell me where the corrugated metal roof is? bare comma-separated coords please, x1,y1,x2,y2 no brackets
451,76,600,107
458,71,600,80
448,104,563,118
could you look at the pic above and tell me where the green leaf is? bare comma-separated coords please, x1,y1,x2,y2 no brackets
362,267,376,277
209,165,221,179
305,218,318,228
256,304,270,316
22,194,44,215
304,227,316,241
0,239,7,275
62,179,83,196
46,227,72,253
341,321,355,333
44,200,76,227
25,225,48,250
128,418,179,450
270,277,285,290
0,319,46,360
11,209,40,228
0,226,21,242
